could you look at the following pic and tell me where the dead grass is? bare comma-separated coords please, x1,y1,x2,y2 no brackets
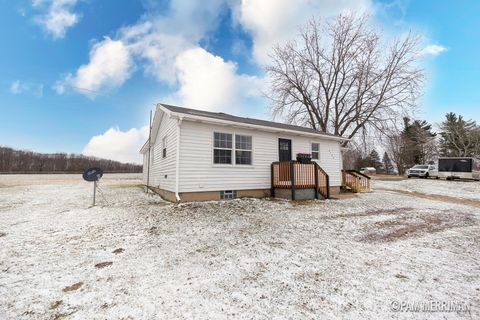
62,282,83,292
94,261,113,269
335,207,414,219
49,301,63,310
372,174,406,181
359,211,476,242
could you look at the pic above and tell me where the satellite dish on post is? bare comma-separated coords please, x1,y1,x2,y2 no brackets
83,167,103,206
83,167,103,182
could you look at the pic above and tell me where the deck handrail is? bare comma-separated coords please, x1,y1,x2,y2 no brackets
271,161,330,199
314,162,330,199
342,170,371,193
343,169,371,180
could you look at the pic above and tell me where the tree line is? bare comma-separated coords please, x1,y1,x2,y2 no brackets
344,112,480,174
0,146,142,173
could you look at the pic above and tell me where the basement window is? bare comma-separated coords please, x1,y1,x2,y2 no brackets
220,190,237,200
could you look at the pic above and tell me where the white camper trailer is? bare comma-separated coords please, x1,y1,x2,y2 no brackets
437,157,480,180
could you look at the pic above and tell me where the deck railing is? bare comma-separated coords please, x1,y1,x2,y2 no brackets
271,161,330,199
342,170,371,192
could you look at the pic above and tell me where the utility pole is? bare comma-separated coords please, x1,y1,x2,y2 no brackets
146,109,152,193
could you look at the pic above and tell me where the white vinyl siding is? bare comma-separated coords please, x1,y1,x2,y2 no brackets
144,111,177,192
178,120,342,192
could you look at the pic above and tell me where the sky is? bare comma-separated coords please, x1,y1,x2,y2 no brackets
1,0,479,164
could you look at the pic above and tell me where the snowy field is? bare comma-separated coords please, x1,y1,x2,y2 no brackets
373,177,480,201
0,174,479,319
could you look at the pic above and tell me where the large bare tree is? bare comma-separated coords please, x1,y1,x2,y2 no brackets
266,14,424,145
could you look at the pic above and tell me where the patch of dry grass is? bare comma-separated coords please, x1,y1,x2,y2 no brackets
359,211,476,242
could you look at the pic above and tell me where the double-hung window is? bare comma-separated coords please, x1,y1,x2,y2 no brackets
213,132,252,165
235,134,252,165
213,132,233,164
311,143,319,160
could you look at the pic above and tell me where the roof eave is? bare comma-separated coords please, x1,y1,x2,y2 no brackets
159,105,349,142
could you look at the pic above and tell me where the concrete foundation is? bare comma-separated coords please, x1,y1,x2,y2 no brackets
274,188,317,200
147,185,341,202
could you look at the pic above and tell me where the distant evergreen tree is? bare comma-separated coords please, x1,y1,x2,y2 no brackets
402,117,437,166
382,152,394,174
363,149,382,170
439,112,480,157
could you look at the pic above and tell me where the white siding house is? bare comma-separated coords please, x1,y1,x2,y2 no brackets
140,104,348,202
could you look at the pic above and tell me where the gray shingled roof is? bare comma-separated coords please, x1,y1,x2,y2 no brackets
160,103,346,140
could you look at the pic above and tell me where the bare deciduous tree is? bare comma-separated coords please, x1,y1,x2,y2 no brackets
266,14,424,145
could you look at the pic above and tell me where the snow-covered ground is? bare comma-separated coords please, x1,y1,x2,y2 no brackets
373,177,480,201
0,174,479,319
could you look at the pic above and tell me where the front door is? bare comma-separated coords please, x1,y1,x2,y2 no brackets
278,138,292,162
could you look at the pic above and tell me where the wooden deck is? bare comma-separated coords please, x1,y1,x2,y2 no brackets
271,161,330,199
342,170,371,192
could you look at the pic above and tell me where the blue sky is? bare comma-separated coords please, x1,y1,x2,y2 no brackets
1,0,478,163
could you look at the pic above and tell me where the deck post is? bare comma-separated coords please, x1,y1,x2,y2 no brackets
270,163,275,198
314,163,319,199
290,160,295,200
326,174,330,199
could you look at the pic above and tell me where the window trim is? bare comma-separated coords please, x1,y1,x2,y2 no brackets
212,130,254,166
311,142,320,161
235,134,252,165
213,132,233,165
162,136,167,158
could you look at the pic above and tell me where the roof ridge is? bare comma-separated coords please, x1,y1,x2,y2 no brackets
159,103,347,140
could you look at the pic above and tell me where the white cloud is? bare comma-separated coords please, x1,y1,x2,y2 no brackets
10,81,22,94
234,0,372,64
421,44,447,56
60,1,227,96
174,47,262,112
82,126,149,164
9,80,43,97
33,0,80,39
62,37,133,97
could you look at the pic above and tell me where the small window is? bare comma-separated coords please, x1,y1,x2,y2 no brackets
235,134,252,165
162,136,167,158
312,143,319,160
214,132,232,164
220,190,237,200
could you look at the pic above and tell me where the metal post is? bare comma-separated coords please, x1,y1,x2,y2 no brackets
93,181,96,206
146,109,152,193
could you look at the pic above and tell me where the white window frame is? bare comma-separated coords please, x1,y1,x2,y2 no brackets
235,134,252,165
212,131,253,166
311,142,320,160
213,132,234,165
162,136,167,158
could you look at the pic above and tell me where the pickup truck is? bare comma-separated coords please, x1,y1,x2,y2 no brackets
406,165,439,179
